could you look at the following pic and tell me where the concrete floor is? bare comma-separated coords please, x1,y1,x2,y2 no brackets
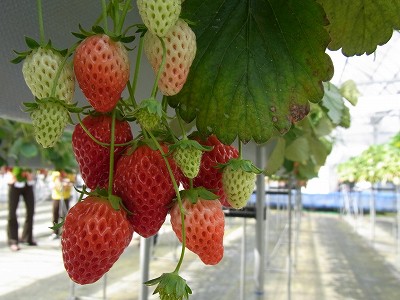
0,200,399,300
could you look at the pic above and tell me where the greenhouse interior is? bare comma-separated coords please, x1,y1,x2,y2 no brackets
0,1,399,300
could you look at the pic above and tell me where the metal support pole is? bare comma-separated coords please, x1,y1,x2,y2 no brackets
370,187,376,242
287,185,292,300
240,218,247,300
293,186,301,269
102,274,107,300
396,184,400,268
254,145,266,298
139,236,153,300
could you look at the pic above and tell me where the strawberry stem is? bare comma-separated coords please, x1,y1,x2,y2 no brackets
238,140,243,159
128,36,145,108
50,43,79,99
36,0,45,45
107,109,116,197
76,113,134,148
150,37,167,98
101,0,109,33
115,0,132,36
147,131,187,273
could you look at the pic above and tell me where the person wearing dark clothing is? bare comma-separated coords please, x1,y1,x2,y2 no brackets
7,167,37,251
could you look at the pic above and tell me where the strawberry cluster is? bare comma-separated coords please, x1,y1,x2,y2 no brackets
14,1,261,299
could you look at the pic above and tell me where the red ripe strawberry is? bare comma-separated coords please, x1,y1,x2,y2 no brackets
61,196,133,284
74,34,130,112
144,19,196,96
187,135,239,207
113,144,181,238
170,197,225,265
72,115,133,190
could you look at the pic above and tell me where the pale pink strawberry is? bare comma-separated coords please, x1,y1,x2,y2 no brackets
144,19,196,96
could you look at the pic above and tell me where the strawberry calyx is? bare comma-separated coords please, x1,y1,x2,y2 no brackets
145,272,192,300
217,158,264,175
86,187,132,214
167,138,213,155
131,97,163,131
11,37,69,64
72,24,135,46
24,97,82,125
179,187,219,205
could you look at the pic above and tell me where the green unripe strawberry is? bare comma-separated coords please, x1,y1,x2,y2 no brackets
22,47,75,103
137,0,181,37
133,98,163,132
169,139,212,179
134,108,161,131
30,100,69,148
173,146,203,179
221,159,262,209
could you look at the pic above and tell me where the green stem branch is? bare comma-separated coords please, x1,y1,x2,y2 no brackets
107,109,116,197
50,43,78,99
128,35,145,107
115,0,132,36
77,113,133,148
101,0,109,33
150,37,167,98
36,0,45,45
147,131,186,273
238,140,243,159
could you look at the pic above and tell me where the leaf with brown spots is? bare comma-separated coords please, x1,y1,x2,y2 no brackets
169,0,334,144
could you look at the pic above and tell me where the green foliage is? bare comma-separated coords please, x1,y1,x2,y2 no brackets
265,82,354,181
170,0,334,144
318,0,400,56
0,118,76,170
337,133,400,184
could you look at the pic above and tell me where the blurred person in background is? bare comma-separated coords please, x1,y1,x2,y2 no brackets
50,169,76,239
7,166,37,251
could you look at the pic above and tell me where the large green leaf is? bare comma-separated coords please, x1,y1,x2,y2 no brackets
314,116,333,137
265,136,286,176
318,0,400,56
285,136,309,162
340,80,359,106
307,136,329,166
321,82,344,125
170,0,334,144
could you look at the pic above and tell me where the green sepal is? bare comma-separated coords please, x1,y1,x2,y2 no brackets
10,49,32,64
23,101,39,111
135,24,148,37
138,98,163,117
167,139,213,156
86,187,133,214
72,24,135,45
145,272,192,300
49,218,64,231
108,194,122,210
92,25,105,35
23,97,83,115
72,24,95,39
217,158,264,175
25,36,40,49
180,187,219,204
119,35,135,44
11,37,69,64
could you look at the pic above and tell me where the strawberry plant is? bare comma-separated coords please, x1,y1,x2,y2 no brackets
12,0,400,299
